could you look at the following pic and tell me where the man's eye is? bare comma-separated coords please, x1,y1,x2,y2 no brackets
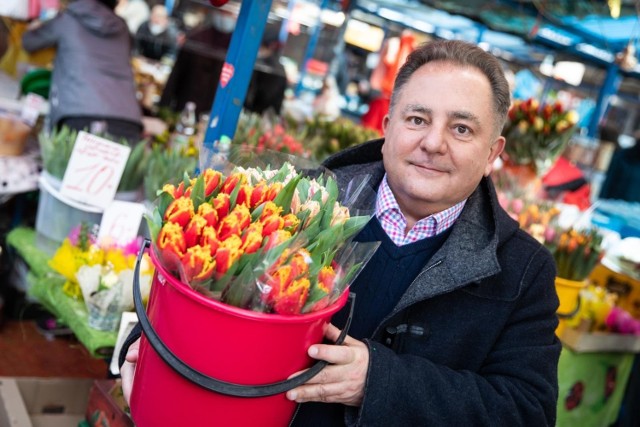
409,117,424,125
455,125,470,135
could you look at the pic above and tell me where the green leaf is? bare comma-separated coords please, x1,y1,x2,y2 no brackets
157,191,174,220
190,174,206,211
320,178,339,229
145,212,162,242
228,179,242,208
273,175,301,215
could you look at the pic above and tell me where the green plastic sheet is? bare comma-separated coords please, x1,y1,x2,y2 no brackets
7,227,117,358
556,347,634,427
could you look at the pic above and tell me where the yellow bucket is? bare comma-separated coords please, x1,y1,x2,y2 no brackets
555,276,587,336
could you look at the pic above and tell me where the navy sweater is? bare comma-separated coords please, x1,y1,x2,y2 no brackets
293,217,451,427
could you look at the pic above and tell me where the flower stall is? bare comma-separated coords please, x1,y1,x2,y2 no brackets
499,191,640,427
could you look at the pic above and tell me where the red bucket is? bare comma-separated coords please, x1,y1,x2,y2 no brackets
130,242,352,427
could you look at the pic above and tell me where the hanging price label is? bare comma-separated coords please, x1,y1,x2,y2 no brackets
60,131,131,209
98,200,145,246
21,93,45,126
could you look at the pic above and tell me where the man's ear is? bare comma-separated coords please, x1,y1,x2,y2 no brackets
484,136,506,177
382,115,390,135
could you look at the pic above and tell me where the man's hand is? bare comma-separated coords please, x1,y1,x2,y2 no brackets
120,338,140,405
286,324,369,407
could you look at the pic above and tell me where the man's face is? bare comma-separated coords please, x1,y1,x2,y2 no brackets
381,61,505,224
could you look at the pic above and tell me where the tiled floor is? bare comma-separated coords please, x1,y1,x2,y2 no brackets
0,320,109,378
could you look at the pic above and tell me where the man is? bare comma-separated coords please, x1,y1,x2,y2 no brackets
134,5,178,61
22,0,142,143
121,40,560,425
243,26,288,115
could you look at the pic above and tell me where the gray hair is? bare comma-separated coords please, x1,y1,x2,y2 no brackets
390,40,511,135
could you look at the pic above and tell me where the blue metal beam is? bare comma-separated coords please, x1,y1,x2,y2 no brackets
588,63,622,137
203,0,274,151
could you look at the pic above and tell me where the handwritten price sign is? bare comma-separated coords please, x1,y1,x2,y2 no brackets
60,131,131,209
98,200,145,246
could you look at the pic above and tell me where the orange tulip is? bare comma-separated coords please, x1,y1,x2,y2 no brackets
241,222,264,254
202,169,222,197
164,197,194,227
265,182,283,202
181,245,216,282
218,205,251,241
212,193,231,219
157,222,187,263
235,184,252,208
197,203,218,228
261,214,284,237
200,226,221,256
317,265,336,294
221,172,247,195
272,277,310,315
215,235,243,277
290,249,311,277
282,213,300,233
184,214,208,248
250,181,268,209
264,230,292,250
260,201,282,219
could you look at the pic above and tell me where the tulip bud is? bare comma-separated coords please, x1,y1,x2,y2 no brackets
200,226,221,256
197,203,218,228
202,169,222,197
157,222,187,263
184,215,208,248
213,193,231,219
164,197,194,227
241,223,264,254
181,245,216,282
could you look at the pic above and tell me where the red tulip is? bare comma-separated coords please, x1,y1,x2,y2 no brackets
184,214,208,248
164,197,194,227
197,203,218,228
200,226,221,256
181,245,216,282
157,222,187,263
202,169,222,197
212,193,231,219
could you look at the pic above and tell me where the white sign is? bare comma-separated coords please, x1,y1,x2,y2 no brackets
60,131,131,209
98,200,145,246
20,93,45,126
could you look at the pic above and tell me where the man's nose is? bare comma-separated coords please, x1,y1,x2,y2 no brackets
419,126,448,154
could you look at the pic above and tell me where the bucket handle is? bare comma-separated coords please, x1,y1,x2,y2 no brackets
134,239,356,397
556,294,582,319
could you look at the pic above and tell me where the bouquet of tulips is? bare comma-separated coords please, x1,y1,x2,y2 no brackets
146,161,378,315
502,98,579,174
544,227,604,282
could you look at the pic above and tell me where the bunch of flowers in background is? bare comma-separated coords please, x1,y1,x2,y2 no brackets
502,98,579,174
234,112,309,157
48,223,154,330
544,227,604,282
147,162,377,315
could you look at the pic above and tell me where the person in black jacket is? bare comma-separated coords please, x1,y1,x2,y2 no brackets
134,4,178,61
120,40,560,426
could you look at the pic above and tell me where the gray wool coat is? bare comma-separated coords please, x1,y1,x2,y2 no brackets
314,139,561,426
22,0,141,128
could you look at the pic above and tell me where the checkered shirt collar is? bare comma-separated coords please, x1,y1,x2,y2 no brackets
375,174,466,246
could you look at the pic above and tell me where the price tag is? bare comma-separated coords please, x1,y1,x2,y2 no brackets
21,93,45,126
60,131,131,209
98,200,145,246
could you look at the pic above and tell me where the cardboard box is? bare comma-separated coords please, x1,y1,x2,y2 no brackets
0,377,93,427
561,328,640,353
85,380,134,427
